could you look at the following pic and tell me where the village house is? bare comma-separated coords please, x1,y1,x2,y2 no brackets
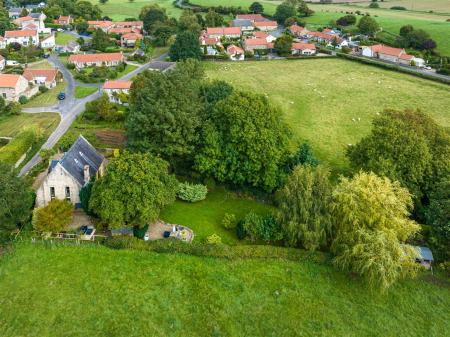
113,21,143,30
227,44,245,61
68,53,125,69
291,42,316,56
253,20,278,31
88,20,114,32
35,135,106,208
0,55,5,71
23,69,60,88
88,20,143,34
40,34,55,49
243,37,273,52
54,15,74,26
199,35,223,56
289,24,309,38
231,19,254,31
0,74,38,102
361,44,425,67
56,41,80,54
8,7,24,19
205,27,241,39
235,14,268,22
14,13,49,34
108,27,140,35
13,15,34,28
0,37,6,49
4,29,39,46
307,31,348,49
120,32,142,48
103,80,132,104
252,31,276,43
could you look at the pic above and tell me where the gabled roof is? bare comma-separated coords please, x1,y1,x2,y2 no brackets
253,20,277,27
68,52,124,63
0,74,22,88
253,31,268,39
114,21,143,26
121,32,142,40
206,27,241,36
232,19,252,27
58,135,104,186
292,42,316,50
22,23,38,30
5,29,37,38
227,44,244,55
14,15,33,22
103,80,132,89
108,27,140,34
289,24,306,33
23,69,58,82
244,37,269,46
236,14,268,22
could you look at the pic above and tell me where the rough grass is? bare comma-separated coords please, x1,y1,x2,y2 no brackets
91,0,182,20
0,243,448,337
204,59,450,172
23,82,67,108
161,186,274,244
55,32,76,45
27,60,55,70
0,113,60,138
74,86,98,98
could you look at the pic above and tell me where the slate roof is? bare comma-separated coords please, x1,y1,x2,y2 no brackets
232,19,252,27
58,135,104,186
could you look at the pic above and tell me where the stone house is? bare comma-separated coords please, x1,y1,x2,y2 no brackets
4,29,39,46
103,80,132,104
54,15,74,25
35,135,106,208
0,74,38,102
23,69,60,88
120,32,142,48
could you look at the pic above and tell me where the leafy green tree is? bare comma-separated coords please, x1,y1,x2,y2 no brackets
91,28,114,51
79,179,95,216
76,21,89,34
274,3,297,24
357,15,379,36
195,90,291,192
142,4,168,33
0,162,34,242
0,4,12,36
179,10,202,34
169,31,202,61
284,16,297,27
89,151,178,227
399,24,414,37
205,9,224,27
152,23,177,47
290,141,319,168
32,199,73,233
297,0,313,17
249,2,264,14
277,165,332,251
274,34,293,56
332,171,420,290
200,80,233,113
126,60,204,163
99,0,108,4
425,179,450,262
241,212,282,242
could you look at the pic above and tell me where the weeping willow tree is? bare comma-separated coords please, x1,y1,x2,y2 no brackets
277,165,333,251
332,171,420,290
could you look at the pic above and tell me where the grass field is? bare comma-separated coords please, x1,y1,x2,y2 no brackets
74,86,98,98
161,187,274,244
27,60,55,70
204,59,450,171
0,113,60,138
55,32,76,45
92,0,182,20
23,82,67,108
0,243,448,337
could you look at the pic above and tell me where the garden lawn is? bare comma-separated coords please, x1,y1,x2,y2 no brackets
0,243,449,337
204,59,450,172
55,32,76,45
91,0,182,20
161,186,274,244
23,82,67,108
74,86,98,98
27,60,55,70
0,113,59,138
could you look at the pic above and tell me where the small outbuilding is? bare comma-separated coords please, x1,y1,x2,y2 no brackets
415,246,434,270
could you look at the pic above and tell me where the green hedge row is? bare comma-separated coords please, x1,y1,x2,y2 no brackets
103,236,326,263
0,130,36,165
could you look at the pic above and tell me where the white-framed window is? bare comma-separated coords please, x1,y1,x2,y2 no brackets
50,187,55,200
65,186,71,202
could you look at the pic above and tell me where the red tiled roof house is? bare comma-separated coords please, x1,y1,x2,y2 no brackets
5,29,39,46
120,32,142,48
206,27,241,39
0,74,38,102
361,44,424,66
103,80,132,104
23,69,61,88
226,44,244,61
54,15,74,25
68,53,125,69
291,43,316,56
253,20,277,31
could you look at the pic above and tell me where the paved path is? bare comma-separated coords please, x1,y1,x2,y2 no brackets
19,53,174,177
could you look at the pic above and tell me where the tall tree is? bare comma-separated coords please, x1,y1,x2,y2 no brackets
126,60,204,163
90,28,114,51
277,165,333,251
0,163,34,242
205,10,224,27
32,199,73,233
169,31,202,61
89,152,178,227
249,2,264,14
274,34,293,56
178,10,202,34
0,3,12,36
290,141,319,168
332,172,420,290
142,4,168,33
274,2,297,24
195,90,291,192
297,0,313,17
357,15,379,36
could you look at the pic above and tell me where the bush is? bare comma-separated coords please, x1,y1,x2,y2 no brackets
38,85,48,93
241,212,283,243
18,96,28,104
177,182,208,202
206,233,222,245
0,129,36,164
222,213,237,230
390,6,406,10
67,63,76,70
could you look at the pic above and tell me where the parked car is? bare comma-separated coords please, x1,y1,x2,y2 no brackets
6,60,20,66
57,92,66,100
43,53,50,59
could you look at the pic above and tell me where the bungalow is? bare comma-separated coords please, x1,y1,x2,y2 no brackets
23,69,60,88
5,29,39,46
68,53,125,69
40,34,55,49
0,55,5,71
120,32,142,48
243,37,273,51
103,80,132,104
108,27,140,35
291,42,316,55
88,20,114,32
289,24,308,38
361,44,425,67
226,44,244,61
205,27,241,39
35,135,106,208
235,14,268,22
252,31,276,43
307,31,348,48
231,19,254,31
0,74,38,102
113,21,143,30
253,20,278,31
54,15,74,26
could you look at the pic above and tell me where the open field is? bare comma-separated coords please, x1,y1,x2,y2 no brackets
23,82,67,108
161,187,274,244
92,0,182,20
74,86,98,98
0,113,60,138
0,243,448,337
55,32,76,45
352,0,450,14
204,59,450,172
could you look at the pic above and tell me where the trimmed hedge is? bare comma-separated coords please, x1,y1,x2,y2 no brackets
103,236,326,263
0,130,36,164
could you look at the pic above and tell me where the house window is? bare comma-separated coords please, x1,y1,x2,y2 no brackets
50,187,55,200
65,187,71,201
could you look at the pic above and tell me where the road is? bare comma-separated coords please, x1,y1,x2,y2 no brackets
18,53,175,177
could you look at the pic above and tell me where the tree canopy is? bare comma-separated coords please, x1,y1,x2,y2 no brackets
332,171,420,290
249,2,264,14
169,31,202,61
178,10,202,34
274,2,297,24
274,35,293,56
32,199,73,233
195,90,291,192
141,4,169,33
89,151,178,227
357,15,379,36
205,10,224,27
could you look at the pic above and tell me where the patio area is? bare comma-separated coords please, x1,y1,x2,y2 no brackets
147,221,194,243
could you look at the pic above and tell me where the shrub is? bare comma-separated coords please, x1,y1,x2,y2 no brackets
206,233,222,245
32,199,73,233
177,182,208,202
222,213,237,230
18,96,28,104
341,46,352,54
67,63,76,70
0,129,36,164
369,2,379,8
241,212,283,242
38,85,48,93
390,6,406,10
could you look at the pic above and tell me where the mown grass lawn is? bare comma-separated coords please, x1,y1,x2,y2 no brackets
91,0,182,20
23,82,67,108
161,186,274,244
0,243,448,337
74,86,98,98
204,59,450,172
27,60,55,70
55,32,76,45
0,113,60,138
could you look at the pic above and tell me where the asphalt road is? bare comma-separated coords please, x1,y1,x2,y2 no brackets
18,53,174,177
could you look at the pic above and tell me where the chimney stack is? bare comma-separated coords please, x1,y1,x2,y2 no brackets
84,165,90,184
